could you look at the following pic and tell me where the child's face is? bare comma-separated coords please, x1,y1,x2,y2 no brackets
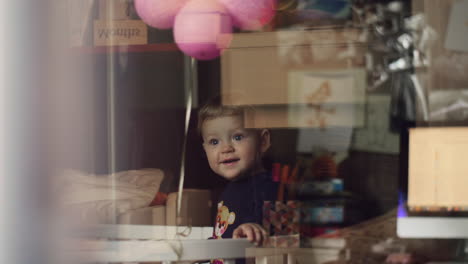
201,115,269,181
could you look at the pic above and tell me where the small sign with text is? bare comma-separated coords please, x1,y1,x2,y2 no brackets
94,20,147,46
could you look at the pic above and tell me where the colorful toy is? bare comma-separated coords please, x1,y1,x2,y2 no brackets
134,0,189,29
174,0,233,60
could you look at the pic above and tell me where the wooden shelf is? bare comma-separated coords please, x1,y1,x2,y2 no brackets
70,43,180,54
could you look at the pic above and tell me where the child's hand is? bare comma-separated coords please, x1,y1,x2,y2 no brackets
232,223,268,246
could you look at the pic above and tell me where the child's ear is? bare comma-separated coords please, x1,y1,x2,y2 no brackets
259,129,271,154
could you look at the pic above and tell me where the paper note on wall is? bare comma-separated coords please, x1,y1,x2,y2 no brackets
288,69,366,105
288,68,366,129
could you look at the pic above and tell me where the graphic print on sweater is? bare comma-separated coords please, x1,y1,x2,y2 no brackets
214,201,236,239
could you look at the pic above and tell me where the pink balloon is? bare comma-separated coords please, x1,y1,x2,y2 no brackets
219,0,277,30
134,0,189,29
174,0,233,60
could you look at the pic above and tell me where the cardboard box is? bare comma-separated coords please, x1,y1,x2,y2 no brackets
221,29,366,106
221,29,367,128
408,127,468,208
165,189,212,227
243,104,364,129
117,205,166,225
94,19,147,46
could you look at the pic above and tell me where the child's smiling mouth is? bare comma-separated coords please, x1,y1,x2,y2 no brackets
220,158,240,165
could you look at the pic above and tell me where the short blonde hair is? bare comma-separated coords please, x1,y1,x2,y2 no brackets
197,96,247,134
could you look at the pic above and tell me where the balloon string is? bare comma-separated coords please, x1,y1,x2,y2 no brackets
175,56,195,250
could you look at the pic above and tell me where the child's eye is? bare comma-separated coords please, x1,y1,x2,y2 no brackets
233,134,244,141
209,139,219,145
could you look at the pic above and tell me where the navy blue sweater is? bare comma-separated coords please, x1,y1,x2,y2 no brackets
212,172,278,239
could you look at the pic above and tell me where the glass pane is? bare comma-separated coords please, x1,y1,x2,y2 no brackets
11,0,467,263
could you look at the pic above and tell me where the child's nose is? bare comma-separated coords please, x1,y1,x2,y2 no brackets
221,142,234,153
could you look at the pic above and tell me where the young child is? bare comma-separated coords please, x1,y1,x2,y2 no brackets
198,98,278,246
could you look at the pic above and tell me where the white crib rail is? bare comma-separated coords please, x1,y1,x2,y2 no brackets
69,238,252,263
67,224,252,263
